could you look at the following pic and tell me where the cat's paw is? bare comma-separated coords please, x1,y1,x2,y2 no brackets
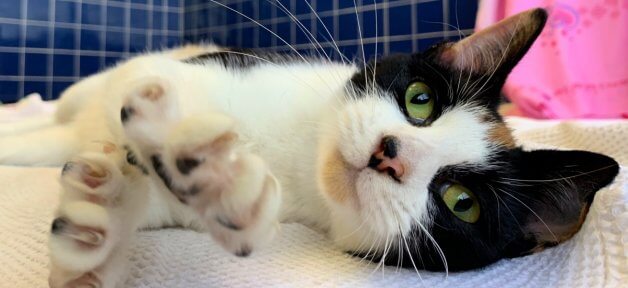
121,89,282,255
49,146,146,288
118,79,177,151
164,117,282,256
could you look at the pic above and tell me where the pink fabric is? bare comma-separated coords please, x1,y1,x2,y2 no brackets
476,0,628,119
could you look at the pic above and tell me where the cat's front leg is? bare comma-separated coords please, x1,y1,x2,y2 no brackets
121,79,282,256
48,143,149,288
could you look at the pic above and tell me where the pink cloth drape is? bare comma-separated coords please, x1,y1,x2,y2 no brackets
476,0,628,119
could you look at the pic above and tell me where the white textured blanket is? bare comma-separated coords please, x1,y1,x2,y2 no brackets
0,116,626,288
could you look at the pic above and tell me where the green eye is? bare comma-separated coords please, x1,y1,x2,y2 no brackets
404,82,434,121
442,184,480,223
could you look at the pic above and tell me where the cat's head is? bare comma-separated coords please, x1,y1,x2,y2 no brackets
317,8,619,271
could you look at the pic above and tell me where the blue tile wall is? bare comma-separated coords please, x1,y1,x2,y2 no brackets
184,0,478,61
0,0,478,103
0,0,183,103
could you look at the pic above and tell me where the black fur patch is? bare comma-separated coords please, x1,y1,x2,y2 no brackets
51,218,68,234
176,157,200,175
61,162,74,175
235,245,252,257
120,106,134,123
151,154,173,190
183,48,311,70
124,145,149,175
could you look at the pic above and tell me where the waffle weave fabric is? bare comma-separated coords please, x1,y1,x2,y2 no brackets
0,117,626,288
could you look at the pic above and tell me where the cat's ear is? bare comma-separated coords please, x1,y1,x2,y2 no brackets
439,8,547,74
510,149,619,250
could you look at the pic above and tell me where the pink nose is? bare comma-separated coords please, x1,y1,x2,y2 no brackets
368,136,405,180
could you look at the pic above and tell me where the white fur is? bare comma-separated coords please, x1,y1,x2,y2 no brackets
0,114,54,136
0,45,496,287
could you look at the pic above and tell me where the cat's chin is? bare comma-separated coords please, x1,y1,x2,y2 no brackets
318,161,392,254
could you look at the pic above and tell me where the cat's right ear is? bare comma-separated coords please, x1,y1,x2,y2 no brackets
506,149,619,254
438,8,547,76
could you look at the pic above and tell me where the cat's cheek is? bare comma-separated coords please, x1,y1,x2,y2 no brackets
315,134,375,249
315,107,361,208
316,149,375,252
317,149,359,206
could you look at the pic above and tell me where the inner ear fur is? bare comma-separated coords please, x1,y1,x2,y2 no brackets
509,149,619,251
439,8,548,75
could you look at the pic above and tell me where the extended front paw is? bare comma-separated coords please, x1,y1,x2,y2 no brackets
117,76,282,256
144,114,282,256
183,152,281,256
49,147,147,288
216,154,282,256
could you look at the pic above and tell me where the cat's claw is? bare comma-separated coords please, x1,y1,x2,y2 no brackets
49,148,147,288
49,269,102,288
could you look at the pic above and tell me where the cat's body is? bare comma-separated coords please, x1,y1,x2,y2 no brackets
1,49,355,229
0,9,620,288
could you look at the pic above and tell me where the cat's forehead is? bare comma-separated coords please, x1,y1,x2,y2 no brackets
362,49,501,101
352,50,516,149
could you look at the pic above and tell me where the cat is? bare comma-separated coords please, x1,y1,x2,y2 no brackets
0,8,619,288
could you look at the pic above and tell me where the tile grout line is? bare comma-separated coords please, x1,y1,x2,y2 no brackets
442,0,450,40
270,29,474,50
46,0,57,100
58,0,182,13
74,1,82,79
310,0,317,56
101,0,107,68
270,1,277,49
289,0,296,46
0,17,180,35
124,0,131,58
0,46,131,56
237,2,243,47
411,0,418,51
333,0,338,55
253,0,259,48
163,0,168,48
179,0,185,45
147,0,154,51
383,1,390,55
18,0,28,100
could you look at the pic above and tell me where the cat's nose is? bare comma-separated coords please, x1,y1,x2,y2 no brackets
368,136,404,181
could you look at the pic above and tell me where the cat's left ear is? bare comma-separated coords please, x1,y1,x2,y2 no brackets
439,8,547,75
508,149,619,251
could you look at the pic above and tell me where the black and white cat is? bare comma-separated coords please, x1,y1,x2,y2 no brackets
0,8,619,288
